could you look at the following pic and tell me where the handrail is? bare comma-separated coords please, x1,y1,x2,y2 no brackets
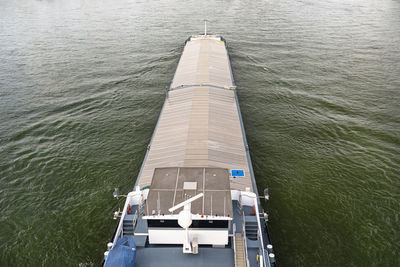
112,199,130,245
252,198,268,267
259,247,266,267
240,192,270,267
233,223,237,267
242,211,249,267
132,210,138,229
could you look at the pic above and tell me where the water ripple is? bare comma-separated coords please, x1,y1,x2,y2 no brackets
1,0,399,266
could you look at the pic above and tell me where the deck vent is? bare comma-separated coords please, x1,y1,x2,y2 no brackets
183,182,197,190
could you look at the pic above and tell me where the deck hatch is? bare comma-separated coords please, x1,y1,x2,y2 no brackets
144,167,233,218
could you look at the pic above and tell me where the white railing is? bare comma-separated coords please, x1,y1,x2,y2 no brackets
233,223,237,267
239,191,270,267
132,209,138,228
259,248,265,267
112,189,144,245
241,211,250,267
112,198,130,244
252,197,268,267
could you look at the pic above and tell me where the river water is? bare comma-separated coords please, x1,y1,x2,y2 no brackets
0,0,399,266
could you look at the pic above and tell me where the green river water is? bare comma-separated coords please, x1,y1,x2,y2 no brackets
0,0,399,266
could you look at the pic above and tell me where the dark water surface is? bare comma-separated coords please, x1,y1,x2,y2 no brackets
0,0,399,266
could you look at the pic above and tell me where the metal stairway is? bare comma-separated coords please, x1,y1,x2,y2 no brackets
122,211,137,236
122,219,134,236
234,233,246,267
245,220,258,240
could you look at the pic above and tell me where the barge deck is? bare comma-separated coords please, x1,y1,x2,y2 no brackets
137,35,254,193
103,33,276,267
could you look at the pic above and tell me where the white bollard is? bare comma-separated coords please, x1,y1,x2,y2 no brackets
104,251,109,260
268,253,275,263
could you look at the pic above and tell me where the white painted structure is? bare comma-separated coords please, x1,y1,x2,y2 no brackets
148,228,229,246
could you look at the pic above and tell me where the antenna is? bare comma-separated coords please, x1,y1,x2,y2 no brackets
168,193,204,254
204,19,208,36
169,193,204,213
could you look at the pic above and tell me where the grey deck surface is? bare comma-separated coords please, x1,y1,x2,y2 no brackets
136,37,254,192
145,167,233,216
229,201,243,235
135,247,234,267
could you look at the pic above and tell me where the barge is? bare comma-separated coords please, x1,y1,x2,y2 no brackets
103,29,276,267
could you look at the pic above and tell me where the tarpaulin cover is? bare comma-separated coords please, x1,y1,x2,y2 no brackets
105,236,136,267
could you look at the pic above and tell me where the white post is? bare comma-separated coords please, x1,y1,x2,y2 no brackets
211,194,213,216
233,223,237,267
157,192,160,215
204,19,207,36
224,196,226,217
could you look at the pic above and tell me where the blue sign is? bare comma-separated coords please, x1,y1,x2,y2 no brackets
231,169,245,177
